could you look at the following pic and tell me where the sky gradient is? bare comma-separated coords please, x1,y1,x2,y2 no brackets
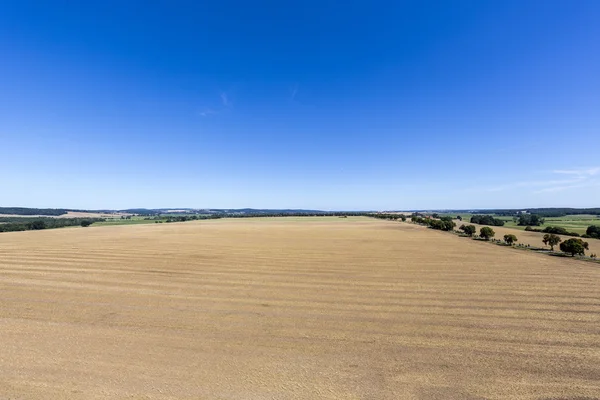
1,1,599,210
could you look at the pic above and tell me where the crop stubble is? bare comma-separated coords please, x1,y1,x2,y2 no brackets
0,217,598,399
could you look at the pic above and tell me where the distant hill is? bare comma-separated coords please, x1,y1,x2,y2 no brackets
409,208,600,217
1,207,332,217
0,207,70,216
4,206,599,218
120,208,330,216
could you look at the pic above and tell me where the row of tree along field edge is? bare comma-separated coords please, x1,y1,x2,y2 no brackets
378,214,597,260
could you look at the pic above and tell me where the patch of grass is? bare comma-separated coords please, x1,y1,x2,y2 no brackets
502,215,600,235
92,218,160,226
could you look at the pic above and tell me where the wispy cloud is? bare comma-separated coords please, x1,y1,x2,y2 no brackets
290,84,299,101
553,167,600,176
220,92,231,107
198,91,232,118
533,180,600,193
199,108,217,117
486,178,582,192
482,167,600,194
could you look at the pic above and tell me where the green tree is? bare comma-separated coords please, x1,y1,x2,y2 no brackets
470,215,505,226
27,220,47,230
80,220,93,227
429,217,455,231
559,238,589,257
518,214,544,226
503,234,518,245
479,227,495,240
586,225,600,239
459,224,477,236
543,226,579,237
542,233,561,251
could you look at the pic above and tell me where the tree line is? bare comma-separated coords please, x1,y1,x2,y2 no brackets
154,212,373,223
458,224,594,258
525,225,585,237
0,207,69,216
410,215,456,231
370,213,407,222
469,215,505,226
457,208,600,217
520,208,600,217
517,214,544,226
585,225,600,239
378,214,598,260
0,218,105,233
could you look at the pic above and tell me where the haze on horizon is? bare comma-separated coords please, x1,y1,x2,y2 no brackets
1,1,599,210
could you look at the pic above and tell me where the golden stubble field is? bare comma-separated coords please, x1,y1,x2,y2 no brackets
0,217,599,399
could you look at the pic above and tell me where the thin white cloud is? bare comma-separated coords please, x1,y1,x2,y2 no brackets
482,166,600,194
197,91,232,118
290,84,299,101
220,92,230,107
553,167,600,176
199,108,217,117
485,178,584,192
533,180,600,193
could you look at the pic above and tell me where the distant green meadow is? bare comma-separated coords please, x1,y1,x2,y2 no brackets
92,217,159,226
441,213,600,235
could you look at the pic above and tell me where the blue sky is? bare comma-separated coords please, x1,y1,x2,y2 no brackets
1,1,599,210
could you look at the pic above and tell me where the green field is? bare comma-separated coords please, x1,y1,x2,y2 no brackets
505,214,600,234
92,219,157,226
442,213,600,235
92,216,160,226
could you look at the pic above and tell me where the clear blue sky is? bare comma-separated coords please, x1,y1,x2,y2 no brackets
1,1,599,210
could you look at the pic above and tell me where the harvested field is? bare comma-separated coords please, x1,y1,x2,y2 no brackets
0,217,599,399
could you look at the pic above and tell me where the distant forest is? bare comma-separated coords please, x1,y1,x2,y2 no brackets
472,208,600,217
0,207,69,216
0,217,105,233
3,206,600,219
